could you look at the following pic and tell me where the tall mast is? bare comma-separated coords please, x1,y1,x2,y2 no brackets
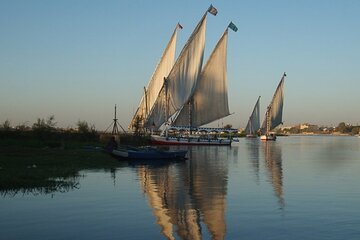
266,106,271,134
164,77,169,137
144,87,148,127
188,99,192,135
112,104,119,135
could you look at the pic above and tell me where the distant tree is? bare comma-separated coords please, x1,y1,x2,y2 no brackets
336,122,351,133
33,118,46,130
16,122,30,131
32,115,56,132
76,120,96,134
336,122,346,133
1,119,11,131
289,127,300,134
76,120,90,134
351,127,359,135
90,124,96,134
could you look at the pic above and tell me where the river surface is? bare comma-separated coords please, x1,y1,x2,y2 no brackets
1,135,360,240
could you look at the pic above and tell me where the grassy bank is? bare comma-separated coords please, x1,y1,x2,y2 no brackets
0,130,150,194
0,147,119,192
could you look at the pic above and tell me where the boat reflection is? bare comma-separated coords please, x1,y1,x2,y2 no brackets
245,140,284,208
136,146,229,240
245,139,260,183
262,141,284,209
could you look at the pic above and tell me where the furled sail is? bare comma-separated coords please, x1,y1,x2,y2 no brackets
245,96,261,135
261,73,286,132
145,12,209,130
129,24,180,129
173,28,230,127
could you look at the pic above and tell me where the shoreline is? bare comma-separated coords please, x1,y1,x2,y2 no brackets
287,133,357,137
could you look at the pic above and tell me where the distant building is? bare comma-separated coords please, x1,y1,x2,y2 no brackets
300,123,319,132
300,124,309,130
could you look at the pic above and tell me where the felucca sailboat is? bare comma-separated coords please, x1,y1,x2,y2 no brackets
151,23,237,145
131,5,238,145
260,73,286,141
245,96,261,138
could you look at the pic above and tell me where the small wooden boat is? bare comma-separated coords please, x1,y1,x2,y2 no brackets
110,145,188,160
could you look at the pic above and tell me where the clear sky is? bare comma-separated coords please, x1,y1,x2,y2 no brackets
1,0,359,130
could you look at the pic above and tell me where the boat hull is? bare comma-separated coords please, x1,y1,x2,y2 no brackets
151,135,231,146
260,133,277,141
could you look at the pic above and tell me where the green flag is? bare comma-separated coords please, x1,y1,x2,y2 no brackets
228,22,238,32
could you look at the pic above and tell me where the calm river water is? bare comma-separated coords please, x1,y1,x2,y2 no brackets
1,135,360,240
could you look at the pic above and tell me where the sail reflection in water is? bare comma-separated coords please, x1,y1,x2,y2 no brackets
262,142,284,208
135,146,229,240
244,139,284,208
245,139,261,183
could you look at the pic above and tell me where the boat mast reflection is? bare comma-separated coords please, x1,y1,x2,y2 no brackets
136,146,229,240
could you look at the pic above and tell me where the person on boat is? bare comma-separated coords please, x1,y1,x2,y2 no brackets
105,136,118,152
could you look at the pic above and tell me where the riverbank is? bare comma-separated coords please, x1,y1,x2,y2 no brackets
0,144,120,193
0,131,150,192
287,132,358,136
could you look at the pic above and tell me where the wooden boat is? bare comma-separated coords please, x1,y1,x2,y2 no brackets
110,145,188,160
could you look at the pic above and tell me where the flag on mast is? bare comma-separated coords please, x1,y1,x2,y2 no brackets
207,5,218,16
177,22,183,29
228,21,238,32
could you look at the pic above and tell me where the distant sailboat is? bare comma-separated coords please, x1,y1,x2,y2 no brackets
245,96,261,138
260,73,286,141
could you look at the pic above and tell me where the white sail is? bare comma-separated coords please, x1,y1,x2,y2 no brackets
173,29,230,127
245,96,261,135
145,13,208,130
129,24,179,129
261,73,285,133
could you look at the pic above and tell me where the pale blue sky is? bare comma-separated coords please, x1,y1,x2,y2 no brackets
1,0,359,130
